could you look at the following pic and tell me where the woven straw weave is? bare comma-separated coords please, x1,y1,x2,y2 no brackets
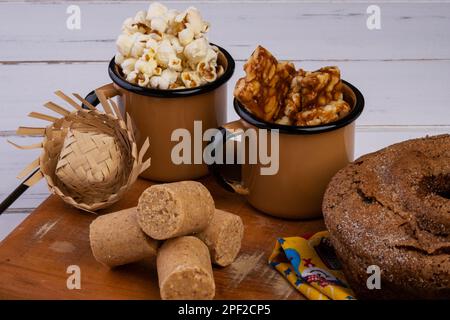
56,129,122,194
12,91,150,212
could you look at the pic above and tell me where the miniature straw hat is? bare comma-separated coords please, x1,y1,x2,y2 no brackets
10,90,150,212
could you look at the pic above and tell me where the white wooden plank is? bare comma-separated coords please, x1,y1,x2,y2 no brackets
0,136,49,209
0,60,449,132
0,62,109,132
0,213,29,242
299,60,450,127
0,2,450,61
355,126,450,158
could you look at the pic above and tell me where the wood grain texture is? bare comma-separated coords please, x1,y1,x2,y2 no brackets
0,177,326,300
1,2,450,61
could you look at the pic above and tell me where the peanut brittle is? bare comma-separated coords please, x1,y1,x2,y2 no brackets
280,69,306,120
234,46,295,122
300,66,343,109
280,67,350,126
294,100,351,126
236,46,351,127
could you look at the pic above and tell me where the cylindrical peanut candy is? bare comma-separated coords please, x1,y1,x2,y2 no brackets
157,236,215,300
196,209,244,267
137,181,215,240
89,207,159,267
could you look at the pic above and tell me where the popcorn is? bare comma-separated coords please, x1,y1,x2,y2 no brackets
184,38,210,67
165,35,184,54
115,2,224,90
151,17,167,34
147,2,168,21
217,65,225,77
126,71,138,82
135,58,158,76
156,39,177,68
122,18,136,35
197,61,217,82
188,7,209,35
116,33,148,58
116,34,135,57
122,19,143,35
138,73,151,87
178,7,209,36
178,28,194,46
150,75,170,89
120,58,137,75
130,41,146,59
134,11,149,26
181,71,205,88
168,57,182,71
145,39,159,54
169,83,186,90
166,9,178,24
161,69,179,84
115,53,125,65
153,66,162,76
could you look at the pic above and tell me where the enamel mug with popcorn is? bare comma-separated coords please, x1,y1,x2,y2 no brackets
84,2,235,182
85,48,234,182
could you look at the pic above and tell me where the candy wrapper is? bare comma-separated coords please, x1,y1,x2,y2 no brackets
268,231,355,300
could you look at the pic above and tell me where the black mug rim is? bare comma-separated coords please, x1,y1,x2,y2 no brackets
233,80,364,135
108,43,235,98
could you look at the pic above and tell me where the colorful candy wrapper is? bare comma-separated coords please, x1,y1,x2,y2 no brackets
268,231,356,300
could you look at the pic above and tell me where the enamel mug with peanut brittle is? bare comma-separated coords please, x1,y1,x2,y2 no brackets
208,81,364,219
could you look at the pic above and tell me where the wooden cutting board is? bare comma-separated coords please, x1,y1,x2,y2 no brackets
0,176,325,300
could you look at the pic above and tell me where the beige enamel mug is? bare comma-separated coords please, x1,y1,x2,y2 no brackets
208,81,364,219
85,45,235,182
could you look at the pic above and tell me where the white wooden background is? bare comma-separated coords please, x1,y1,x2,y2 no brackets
0,0,449,240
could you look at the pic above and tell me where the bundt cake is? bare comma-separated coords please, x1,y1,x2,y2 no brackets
323,134,450,299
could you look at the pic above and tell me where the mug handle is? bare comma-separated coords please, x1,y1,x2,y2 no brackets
83,83,121,110
208,120,250,195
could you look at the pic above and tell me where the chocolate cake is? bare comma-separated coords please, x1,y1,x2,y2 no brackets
323,134,450,299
